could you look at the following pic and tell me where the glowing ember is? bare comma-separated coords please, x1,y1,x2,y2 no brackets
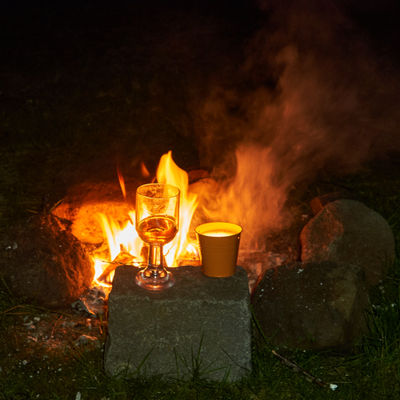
92,151,200,288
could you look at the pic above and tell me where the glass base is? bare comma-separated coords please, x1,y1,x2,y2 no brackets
135,268,175,291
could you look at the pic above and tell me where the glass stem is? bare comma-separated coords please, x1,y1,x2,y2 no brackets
148,244,163,276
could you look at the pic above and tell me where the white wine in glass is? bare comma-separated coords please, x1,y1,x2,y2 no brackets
135,183,179,291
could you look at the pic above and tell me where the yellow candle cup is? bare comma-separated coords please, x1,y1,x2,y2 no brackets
195,222,242,277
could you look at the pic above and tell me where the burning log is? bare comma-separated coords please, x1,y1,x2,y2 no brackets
95,251,136,283
0,214,94,308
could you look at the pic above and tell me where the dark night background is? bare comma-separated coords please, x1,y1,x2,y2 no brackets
1,0,399,220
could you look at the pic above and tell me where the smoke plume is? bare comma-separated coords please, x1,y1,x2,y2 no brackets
194,0,400,248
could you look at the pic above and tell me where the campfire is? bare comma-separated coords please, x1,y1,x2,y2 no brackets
50,151,204,296
0,144,302,311
51,145,297,296
88,151,201,290
0,143,307,317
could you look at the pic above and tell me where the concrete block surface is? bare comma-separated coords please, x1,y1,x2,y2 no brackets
105,265,251,381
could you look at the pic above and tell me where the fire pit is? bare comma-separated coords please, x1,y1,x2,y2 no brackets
49,147,295,299
52,151,204,293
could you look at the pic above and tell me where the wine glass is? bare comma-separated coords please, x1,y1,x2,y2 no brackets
135,183,180,291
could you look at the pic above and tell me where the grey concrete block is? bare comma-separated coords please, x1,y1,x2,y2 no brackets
104,265,251,381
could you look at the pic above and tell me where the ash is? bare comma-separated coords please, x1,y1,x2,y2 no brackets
71,286,108,318
10,309,105,360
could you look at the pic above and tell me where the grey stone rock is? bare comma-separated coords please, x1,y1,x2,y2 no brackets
105,265,251,381
309,191,353,215
252,262,369,350
0,214,93,308
300,199,395,287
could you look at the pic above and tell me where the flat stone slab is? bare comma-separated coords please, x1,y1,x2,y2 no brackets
105,265,251,381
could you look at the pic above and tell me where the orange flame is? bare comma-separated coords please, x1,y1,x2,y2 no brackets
92,211,144,287
117,169,127,199
92,151,200,288
156,151,199,266
140,162,150,178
